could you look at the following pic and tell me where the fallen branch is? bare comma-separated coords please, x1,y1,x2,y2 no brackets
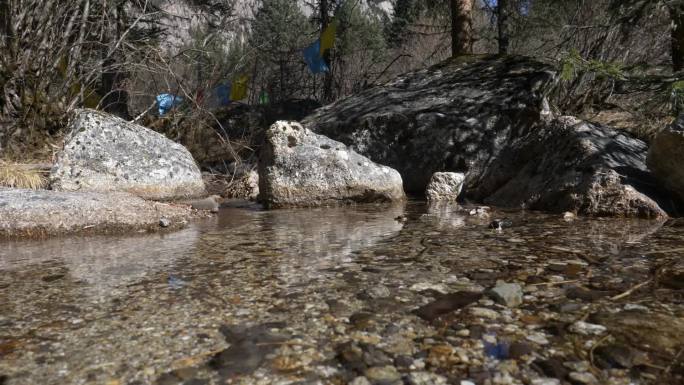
610,279,653,301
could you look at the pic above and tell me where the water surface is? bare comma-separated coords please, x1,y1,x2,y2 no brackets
1,202,682,384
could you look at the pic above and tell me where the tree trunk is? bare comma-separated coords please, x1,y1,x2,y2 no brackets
497,0,510,55
450,0,474,56
671,5,684,72
320,0,333,102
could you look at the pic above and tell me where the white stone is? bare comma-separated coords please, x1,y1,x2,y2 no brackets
569,321,607,336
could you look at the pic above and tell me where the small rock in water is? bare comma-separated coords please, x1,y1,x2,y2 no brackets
489,218,512,230
350,377,372,385
366,285,391,299
414,291,483,321
562,211,576,221
526,333,550,345
159,217,171,228
409,282,449,294
568,371,599,384
623,303,648,312
469,307,499,320
487,282,523,307
568,321,607,336
530,379,560,385
406,371,447,385
364,365,401,385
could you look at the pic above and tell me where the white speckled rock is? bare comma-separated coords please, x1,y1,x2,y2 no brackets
50,109,206,200
258,121,405,208
425,172,465,201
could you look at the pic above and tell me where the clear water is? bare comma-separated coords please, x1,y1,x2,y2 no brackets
0,201,681,384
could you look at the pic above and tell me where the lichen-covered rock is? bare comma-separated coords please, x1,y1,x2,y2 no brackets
0,188,192,238
425,172,465,201
258,121,405,208
304,56,677,217
50,109,206,200
647,115,684,203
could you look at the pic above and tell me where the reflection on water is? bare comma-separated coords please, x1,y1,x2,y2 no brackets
0,228,202,298
0,201,679,385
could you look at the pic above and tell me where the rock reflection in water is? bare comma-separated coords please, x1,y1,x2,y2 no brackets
197,203,406,285
0,227,201,297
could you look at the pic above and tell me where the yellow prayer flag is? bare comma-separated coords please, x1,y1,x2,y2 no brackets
320,19,338,55
230,74,249,101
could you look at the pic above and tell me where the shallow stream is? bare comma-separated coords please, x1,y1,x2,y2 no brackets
1,201,683,385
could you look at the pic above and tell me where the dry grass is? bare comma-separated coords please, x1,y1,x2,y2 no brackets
0,163,47,189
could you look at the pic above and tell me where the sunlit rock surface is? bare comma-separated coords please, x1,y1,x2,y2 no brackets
425,172,465,202
259,121,405,208
0,188,192,237
50,109,206,200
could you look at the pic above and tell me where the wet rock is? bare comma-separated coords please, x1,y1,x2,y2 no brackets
258,121,405,208
568,371,598,384
366,285,391,299
568,321,607,336
469,307,499,320
409,282,449,294
489,218,513,230
414,292,483,321
594,344,645,369
337,342,367,372
659,260,684,289
363,346,393,367
51,109,206,200
425,172,465,201
406,371,448,385
394,355,414,369
591,311,684,352
566,286,614,301
526,333,550,345
350,376,372,385
487,282,523,307
210,323,289,377
647,114,684,202
508,341,535,359
364,365,401,385
531,379,560,385
533,358,569,379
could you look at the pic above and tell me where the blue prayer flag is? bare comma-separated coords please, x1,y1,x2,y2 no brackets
303,40,329,74
215,84,231,106
155,93,183,116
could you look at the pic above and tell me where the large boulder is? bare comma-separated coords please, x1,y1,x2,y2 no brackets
0,188,192,238
647,115,684,202
258,121,405,208
479,116,668,217
303,55,677,217
50,109,206,200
